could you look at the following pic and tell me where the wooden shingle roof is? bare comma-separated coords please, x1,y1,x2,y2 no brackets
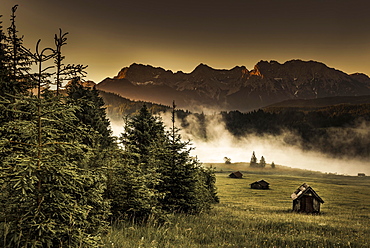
251,179,269,186
291,183,324,203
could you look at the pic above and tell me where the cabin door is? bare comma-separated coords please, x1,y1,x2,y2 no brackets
302,196,314,213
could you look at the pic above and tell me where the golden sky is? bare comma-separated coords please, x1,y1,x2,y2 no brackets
1,0,370,82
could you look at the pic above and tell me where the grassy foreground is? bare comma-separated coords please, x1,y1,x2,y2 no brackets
103,164,370,248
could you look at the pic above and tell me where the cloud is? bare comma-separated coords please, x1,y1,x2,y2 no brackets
109,111,370,176
170,113,370,176
110,118,125,137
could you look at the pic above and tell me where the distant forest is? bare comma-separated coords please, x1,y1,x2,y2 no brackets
221,103,370,158
100,91,370,159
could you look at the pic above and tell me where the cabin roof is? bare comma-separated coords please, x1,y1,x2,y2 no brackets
229,171,243,178
291,183,324,203
250,179,269,186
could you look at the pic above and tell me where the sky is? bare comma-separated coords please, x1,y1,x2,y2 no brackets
1,0,370,83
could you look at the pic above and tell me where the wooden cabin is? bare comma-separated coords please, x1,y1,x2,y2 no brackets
250,179,269,189
229,171,243,179
291,183,324,213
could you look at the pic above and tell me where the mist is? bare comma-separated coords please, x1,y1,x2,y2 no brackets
109,112,370,176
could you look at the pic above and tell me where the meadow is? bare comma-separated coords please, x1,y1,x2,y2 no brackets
104,164,370,248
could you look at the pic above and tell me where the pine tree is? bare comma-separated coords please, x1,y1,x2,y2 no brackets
0,15,9,123
200,165,219,205
0,15,7,82
0,93,109,247
156,102,218,213
250,151,258,167
260,156,266,168
0,7,32,125
65,80,118,227
4,5,32,96
110,103,219,219
53,29,87,95
271,161,276,169
66,80,114,151
120,104,166,168
0,9,109,246
111,104,165,220
108,151,162,220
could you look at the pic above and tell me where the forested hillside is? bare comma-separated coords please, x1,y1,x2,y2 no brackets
99,88,370,160
0,6,218,247
221,102,370,158
99,90,174,119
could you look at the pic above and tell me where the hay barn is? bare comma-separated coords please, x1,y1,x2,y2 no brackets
229,171,243,178
250,179,269,189
291,183,324,213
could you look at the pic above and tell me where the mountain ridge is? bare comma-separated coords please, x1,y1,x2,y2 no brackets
96,59,370,112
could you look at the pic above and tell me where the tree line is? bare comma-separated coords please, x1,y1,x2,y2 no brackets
249,151,275,168
0,6,218,247
101,88,370,160
220,106,370,159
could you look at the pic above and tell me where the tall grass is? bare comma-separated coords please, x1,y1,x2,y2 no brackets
103,167,370,247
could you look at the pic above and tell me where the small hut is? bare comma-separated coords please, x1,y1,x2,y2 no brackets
250,179,269,189
291,183,324,213
229,171,243,178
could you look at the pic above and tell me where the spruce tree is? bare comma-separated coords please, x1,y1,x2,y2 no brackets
111,104,164,220
5,5,32,96
0,15,8,123
0,6,32,125
111,103,219,219
271,161,276,169
156,137,219,213
156,102,218,213
108,151,162,220
0,15,7,82
120,104,166,168
53,29,87,95
66,80,114,151
260,156,266,168
0,8,109,246
250,151,258,167
0,92,109,247
65,80,117,227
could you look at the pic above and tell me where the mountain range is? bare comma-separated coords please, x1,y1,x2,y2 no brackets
95,59,370,112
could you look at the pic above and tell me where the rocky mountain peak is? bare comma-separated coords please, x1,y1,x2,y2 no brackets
248,59,347,81
350,73,370,87
189,64,249,80
97,60,370,112
113,63,174,82
191,63,215,73
113,67,129,79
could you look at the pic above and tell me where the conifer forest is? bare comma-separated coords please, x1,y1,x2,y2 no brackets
0,6,218,247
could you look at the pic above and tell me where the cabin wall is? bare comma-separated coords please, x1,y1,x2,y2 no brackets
313,198,321,212
292,199,300,212
292,197,321,213
251,184,268,189
251,184,261,189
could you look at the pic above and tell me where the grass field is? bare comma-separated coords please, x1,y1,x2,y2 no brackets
104,163,370,248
